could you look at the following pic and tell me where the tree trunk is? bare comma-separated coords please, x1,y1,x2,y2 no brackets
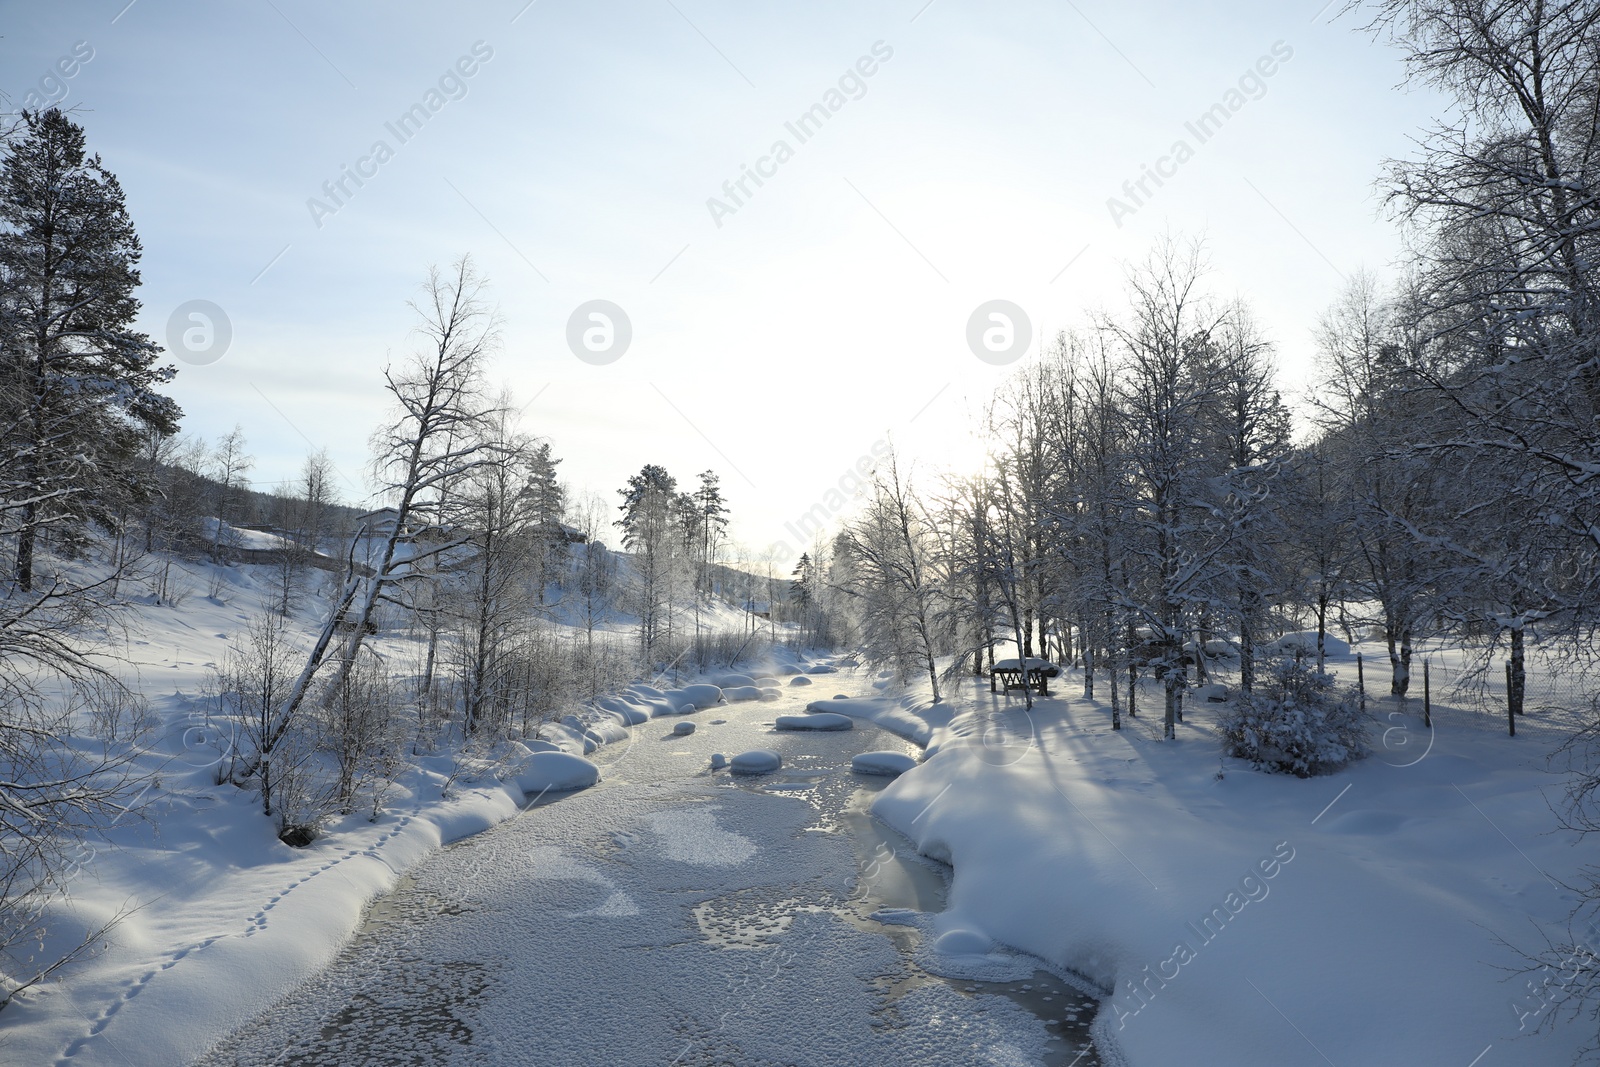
1314,591,1330,672
1389,628,1412,696
14,503,36,591
1109,648,1121,730
1239,610,1256,694
1163,673,1176,739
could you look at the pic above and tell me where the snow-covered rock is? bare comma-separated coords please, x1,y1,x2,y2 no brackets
664,683,722,712
758,688,781,702
932,928,992,956
721,685,762,702
1194,683,1230,703
852,751,917,776
710,672,757,688
583,718,630,745
597,696,650,725
672,721,696,736
1264,631,1351,657
776,712,852,731
537,722,594,754
788,675,813,686
709,752,727,769
515,752,600,794
805,664,839,674
729,749,781,775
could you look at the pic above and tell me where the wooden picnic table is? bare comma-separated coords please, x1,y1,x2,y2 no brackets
989,658,1053,696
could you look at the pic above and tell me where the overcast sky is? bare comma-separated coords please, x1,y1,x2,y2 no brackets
2,0,1443,564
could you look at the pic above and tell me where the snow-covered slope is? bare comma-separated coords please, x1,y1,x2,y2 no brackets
853,656,1595,1065
0,546,823,1066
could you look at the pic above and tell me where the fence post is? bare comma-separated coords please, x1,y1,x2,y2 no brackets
1357,652,1366,712
1506,661,1516,736
1423,657,1431,730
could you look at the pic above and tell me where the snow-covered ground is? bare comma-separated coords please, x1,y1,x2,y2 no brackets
825,650,1599,1065
189,678,1076,1067
8,540,1597,1067
0,551,799,1066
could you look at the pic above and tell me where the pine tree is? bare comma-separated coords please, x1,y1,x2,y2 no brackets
692,470,728,594
0,108,179,589
526,439,565,602
791,553,813,611
616,464,680,657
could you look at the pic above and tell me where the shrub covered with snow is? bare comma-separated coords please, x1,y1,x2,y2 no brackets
1218,657,1368,777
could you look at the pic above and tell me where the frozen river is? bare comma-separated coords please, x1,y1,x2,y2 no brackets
196,670,1099,1066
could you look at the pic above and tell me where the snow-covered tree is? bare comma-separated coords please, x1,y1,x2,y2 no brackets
616,464,682,659
839,448,949,701
278,257,504,738
0,108,179,590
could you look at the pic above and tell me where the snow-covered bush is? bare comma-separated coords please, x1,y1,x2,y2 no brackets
1219,656,1368,777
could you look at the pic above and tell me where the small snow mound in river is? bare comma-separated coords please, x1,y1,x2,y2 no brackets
758,689,781,702
805,664,839,674
729,749,782,774
852,751,917,776
721,685,762,702
515,751,600,794
932,928,993,956
673,721,696,736
709,752,727,769
788,675,813,686
776,713,853,731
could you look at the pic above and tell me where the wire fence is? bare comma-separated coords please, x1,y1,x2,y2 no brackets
1351,647,1600,743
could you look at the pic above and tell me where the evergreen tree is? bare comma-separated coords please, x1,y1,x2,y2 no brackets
0,108,179,589
791,553,813,611
526,439,565,601
692,470,728,594
616,464,680,657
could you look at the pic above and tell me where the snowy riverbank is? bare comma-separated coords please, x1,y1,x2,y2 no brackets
0,551,838,1066
827,655,1595,1065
